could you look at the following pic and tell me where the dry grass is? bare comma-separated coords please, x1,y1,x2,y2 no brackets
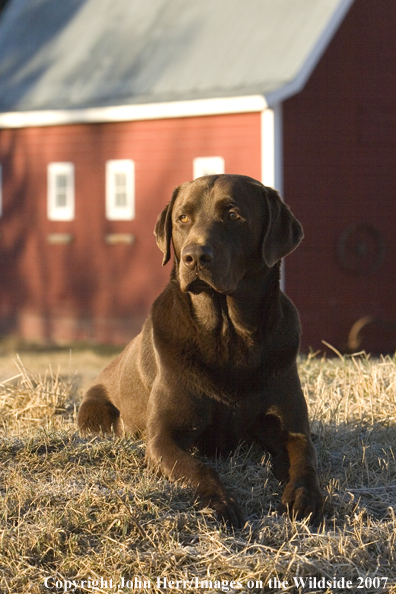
1,350,396,593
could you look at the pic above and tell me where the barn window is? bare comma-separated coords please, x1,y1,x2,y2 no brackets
193,157,225,179
47,162,75,221
106,160,135,220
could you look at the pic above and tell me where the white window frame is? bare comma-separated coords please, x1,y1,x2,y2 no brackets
193,156,225,179
106,159,135,221
47,162,75,221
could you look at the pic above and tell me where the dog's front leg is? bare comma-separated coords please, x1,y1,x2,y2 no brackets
145,397,244,529
277,431,323,524
263,369,324,524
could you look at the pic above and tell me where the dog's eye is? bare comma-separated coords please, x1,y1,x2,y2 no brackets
228,210,240,221
179,214,189,223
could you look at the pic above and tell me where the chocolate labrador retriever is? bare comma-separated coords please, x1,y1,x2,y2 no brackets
78,174,323,528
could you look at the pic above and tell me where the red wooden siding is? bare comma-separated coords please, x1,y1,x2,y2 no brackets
283,0,396,352
0,112,261,343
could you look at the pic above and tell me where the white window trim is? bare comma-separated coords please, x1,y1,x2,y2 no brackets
106,159,135,221
47,162,75,221
193,156,225,179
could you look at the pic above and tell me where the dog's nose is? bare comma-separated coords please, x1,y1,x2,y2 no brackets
182,244,214,270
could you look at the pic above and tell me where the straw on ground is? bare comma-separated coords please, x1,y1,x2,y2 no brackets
1,351,396,593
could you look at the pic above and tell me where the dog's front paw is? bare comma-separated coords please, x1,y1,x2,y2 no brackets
215,496,245,530
202,495,245,529
278,480,324,525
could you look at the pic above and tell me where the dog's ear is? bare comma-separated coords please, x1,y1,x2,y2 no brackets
262,187,304,268
154,185,181,266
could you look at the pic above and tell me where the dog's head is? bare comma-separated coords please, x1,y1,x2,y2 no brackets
155,174,303,294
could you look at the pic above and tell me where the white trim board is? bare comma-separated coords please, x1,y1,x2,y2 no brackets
261,105,283,194
261,109,275,189
261,105,286,291
0,95,268,129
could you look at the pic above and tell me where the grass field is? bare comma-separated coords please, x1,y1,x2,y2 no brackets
1,348,396,593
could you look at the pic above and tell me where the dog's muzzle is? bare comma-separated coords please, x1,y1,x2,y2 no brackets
181,244,214,273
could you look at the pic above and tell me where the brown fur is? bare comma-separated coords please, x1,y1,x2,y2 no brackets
78,174,323,528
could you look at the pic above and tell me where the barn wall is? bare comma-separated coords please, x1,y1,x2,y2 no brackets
0,112,261,343
283,0,396,353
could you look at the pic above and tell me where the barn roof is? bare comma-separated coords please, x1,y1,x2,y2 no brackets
0,0,353,114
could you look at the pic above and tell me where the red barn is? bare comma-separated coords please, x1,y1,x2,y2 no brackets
0,0,395,352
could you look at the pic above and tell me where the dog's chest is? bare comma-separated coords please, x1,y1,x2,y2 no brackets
194,395,264,455
194,405,241,455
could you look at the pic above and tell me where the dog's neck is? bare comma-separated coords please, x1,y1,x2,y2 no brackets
188,264,281,343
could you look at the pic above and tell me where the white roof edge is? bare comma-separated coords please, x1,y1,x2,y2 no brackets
0,95,268,128
265,0,355,105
